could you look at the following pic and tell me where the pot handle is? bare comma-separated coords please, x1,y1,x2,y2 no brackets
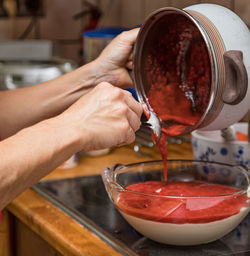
223,50,248,105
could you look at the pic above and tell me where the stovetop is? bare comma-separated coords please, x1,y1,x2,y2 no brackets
33,175,250,256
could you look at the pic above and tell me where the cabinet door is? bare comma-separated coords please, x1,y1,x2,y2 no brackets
0,210,12,256
15,220,62,256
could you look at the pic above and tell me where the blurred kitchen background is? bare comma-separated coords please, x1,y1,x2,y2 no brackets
0,0,249,64
0,0,249,91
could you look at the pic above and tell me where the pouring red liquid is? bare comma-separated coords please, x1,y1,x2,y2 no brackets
116,14,248,227
145,13,211,181
146,14,211,135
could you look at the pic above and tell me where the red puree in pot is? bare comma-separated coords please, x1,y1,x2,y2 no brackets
144,14,211,181
145,14,211,137
116,15,247,225
117,181,248,224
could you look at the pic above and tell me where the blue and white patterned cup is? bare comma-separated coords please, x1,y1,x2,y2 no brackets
191,123,250,167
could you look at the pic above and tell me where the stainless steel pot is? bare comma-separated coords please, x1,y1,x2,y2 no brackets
0,58,76,90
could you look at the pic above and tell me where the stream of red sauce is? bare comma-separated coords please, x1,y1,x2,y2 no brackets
117,14,247,224
145,14,211,182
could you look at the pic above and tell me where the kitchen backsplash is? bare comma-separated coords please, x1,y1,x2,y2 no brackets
0,0,249,62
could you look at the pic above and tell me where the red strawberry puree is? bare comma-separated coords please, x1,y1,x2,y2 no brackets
145,14,211,138
117,181,248,224
117,14,247,225
143,14,212,181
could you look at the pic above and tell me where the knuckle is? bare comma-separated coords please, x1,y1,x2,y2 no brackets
121,121,130,132
110,87,123,99
135,120,141,131
138,104,143,115
114,103,128,116
117,31,127,40
127,131,135,144
131,120,141,133
121,106,130,116
97,81,112,89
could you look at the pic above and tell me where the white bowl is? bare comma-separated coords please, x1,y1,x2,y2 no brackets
191,123,250,167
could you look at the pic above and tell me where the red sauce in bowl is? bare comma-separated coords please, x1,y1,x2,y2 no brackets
117,181,248,224
120,14,247,226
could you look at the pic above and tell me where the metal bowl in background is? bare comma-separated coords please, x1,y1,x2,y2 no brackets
0,57,76,90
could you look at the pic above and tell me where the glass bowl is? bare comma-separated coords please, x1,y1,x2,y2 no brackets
102,160,250,246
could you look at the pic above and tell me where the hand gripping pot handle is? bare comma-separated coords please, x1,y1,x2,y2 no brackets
223,50,248,105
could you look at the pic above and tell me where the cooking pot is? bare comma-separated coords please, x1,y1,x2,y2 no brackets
133,4,250,136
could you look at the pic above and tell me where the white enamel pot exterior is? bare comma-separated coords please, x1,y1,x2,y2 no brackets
133,4,250,134
184,4,250,131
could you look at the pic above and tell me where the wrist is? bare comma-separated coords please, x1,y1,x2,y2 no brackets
88,58,116,86
52,111,96,153
29,115,83,159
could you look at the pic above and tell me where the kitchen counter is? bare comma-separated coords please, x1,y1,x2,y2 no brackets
0,140,193,256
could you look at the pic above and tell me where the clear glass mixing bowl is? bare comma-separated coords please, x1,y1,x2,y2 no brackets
102,160,250,245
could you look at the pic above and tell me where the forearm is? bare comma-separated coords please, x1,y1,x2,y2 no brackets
0,116,82,210
0,82,142,210
0,29,138,139
0,60,101,139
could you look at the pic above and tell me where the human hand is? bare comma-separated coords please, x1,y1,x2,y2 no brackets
93,28,139,88
62,82,143,151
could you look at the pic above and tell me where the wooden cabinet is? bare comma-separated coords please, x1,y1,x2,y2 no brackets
15,219,62,256
0,209,62,256
0,210,12,256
